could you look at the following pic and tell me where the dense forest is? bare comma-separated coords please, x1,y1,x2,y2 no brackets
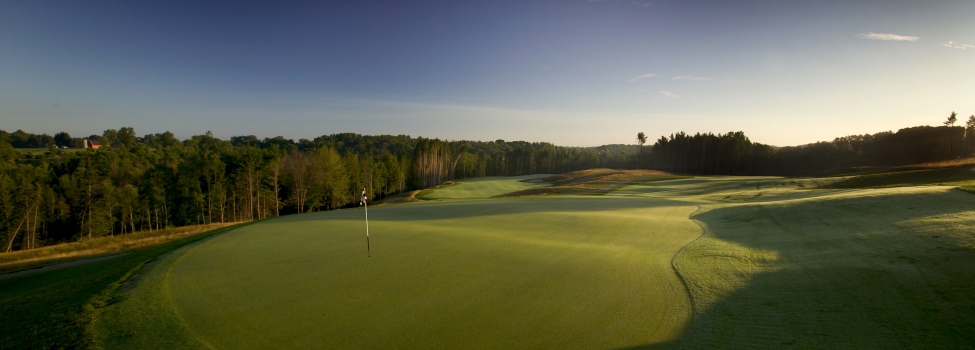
2,112,973,252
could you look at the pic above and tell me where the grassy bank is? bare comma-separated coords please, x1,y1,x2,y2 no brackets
0,222,250,349
0,223,242,275
824,166,975,189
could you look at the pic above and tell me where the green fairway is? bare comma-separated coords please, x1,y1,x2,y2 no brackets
603,175,975,347
672,186,975,348
93,196,701,348
417,174,552,199
87,174,975,349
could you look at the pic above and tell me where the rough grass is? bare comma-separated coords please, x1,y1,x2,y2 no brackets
817,157,975,177
897,157,975,170
0,223,241,275
93,196,702,349
0,223,250,349
824,166,975,189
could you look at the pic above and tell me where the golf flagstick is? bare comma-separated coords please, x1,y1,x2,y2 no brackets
362,189,370,257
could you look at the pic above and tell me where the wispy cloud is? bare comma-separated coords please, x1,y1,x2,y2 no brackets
629,73,656,82
658,91,679,98
856,32,919,42
671,76,713,81
943,41,975,49
631,1,653,7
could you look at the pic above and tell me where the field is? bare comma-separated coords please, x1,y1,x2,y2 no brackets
14,147,86,155
4,169,974,348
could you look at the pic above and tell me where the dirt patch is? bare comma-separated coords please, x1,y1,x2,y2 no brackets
380,190,422,204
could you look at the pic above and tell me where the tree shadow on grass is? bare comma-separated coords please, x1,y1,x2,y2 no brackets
648,189,975,349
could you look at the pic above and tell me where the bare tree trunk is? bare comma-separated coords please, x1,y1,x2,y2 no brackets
247,170,255,220
87,182,92,239
206,175,213,225
5,214,27,252
273,166,280,217
23,202,32,250
220,192,226,223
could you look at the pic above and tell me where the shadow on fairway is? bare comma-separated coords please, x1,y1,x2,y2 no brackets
658,189,975,349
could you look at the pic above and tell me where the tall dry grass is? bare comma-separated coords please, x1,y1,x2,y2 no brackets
0,222,244,274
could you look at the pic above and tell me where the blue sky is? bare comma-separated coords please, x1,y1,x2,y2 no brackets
2,0,973,147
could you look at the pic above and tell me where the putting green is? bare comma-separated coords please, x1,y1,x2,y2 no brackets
94,195,701,349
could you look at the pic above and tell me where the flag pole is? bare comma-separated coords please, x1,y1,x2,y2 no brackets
362,188,370,257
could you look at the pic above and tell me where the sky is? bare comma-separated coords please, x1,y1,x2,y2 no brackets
2,0,974,147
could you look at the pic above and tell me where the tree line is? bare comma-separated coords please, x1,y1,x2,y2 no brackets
0,129,634,252
3,112,972,252
638,113,975,176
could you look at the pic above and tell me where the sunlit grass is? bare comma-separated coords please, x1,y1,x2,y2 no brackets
94,196,702,349
416,174,552,199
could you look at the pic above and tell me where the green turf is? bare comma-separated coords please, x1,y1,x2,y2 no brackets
93,196,701,349
0,223,249,349
673,186,975,348
42,173,975,348
417,174,552,199
89,239,213,349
